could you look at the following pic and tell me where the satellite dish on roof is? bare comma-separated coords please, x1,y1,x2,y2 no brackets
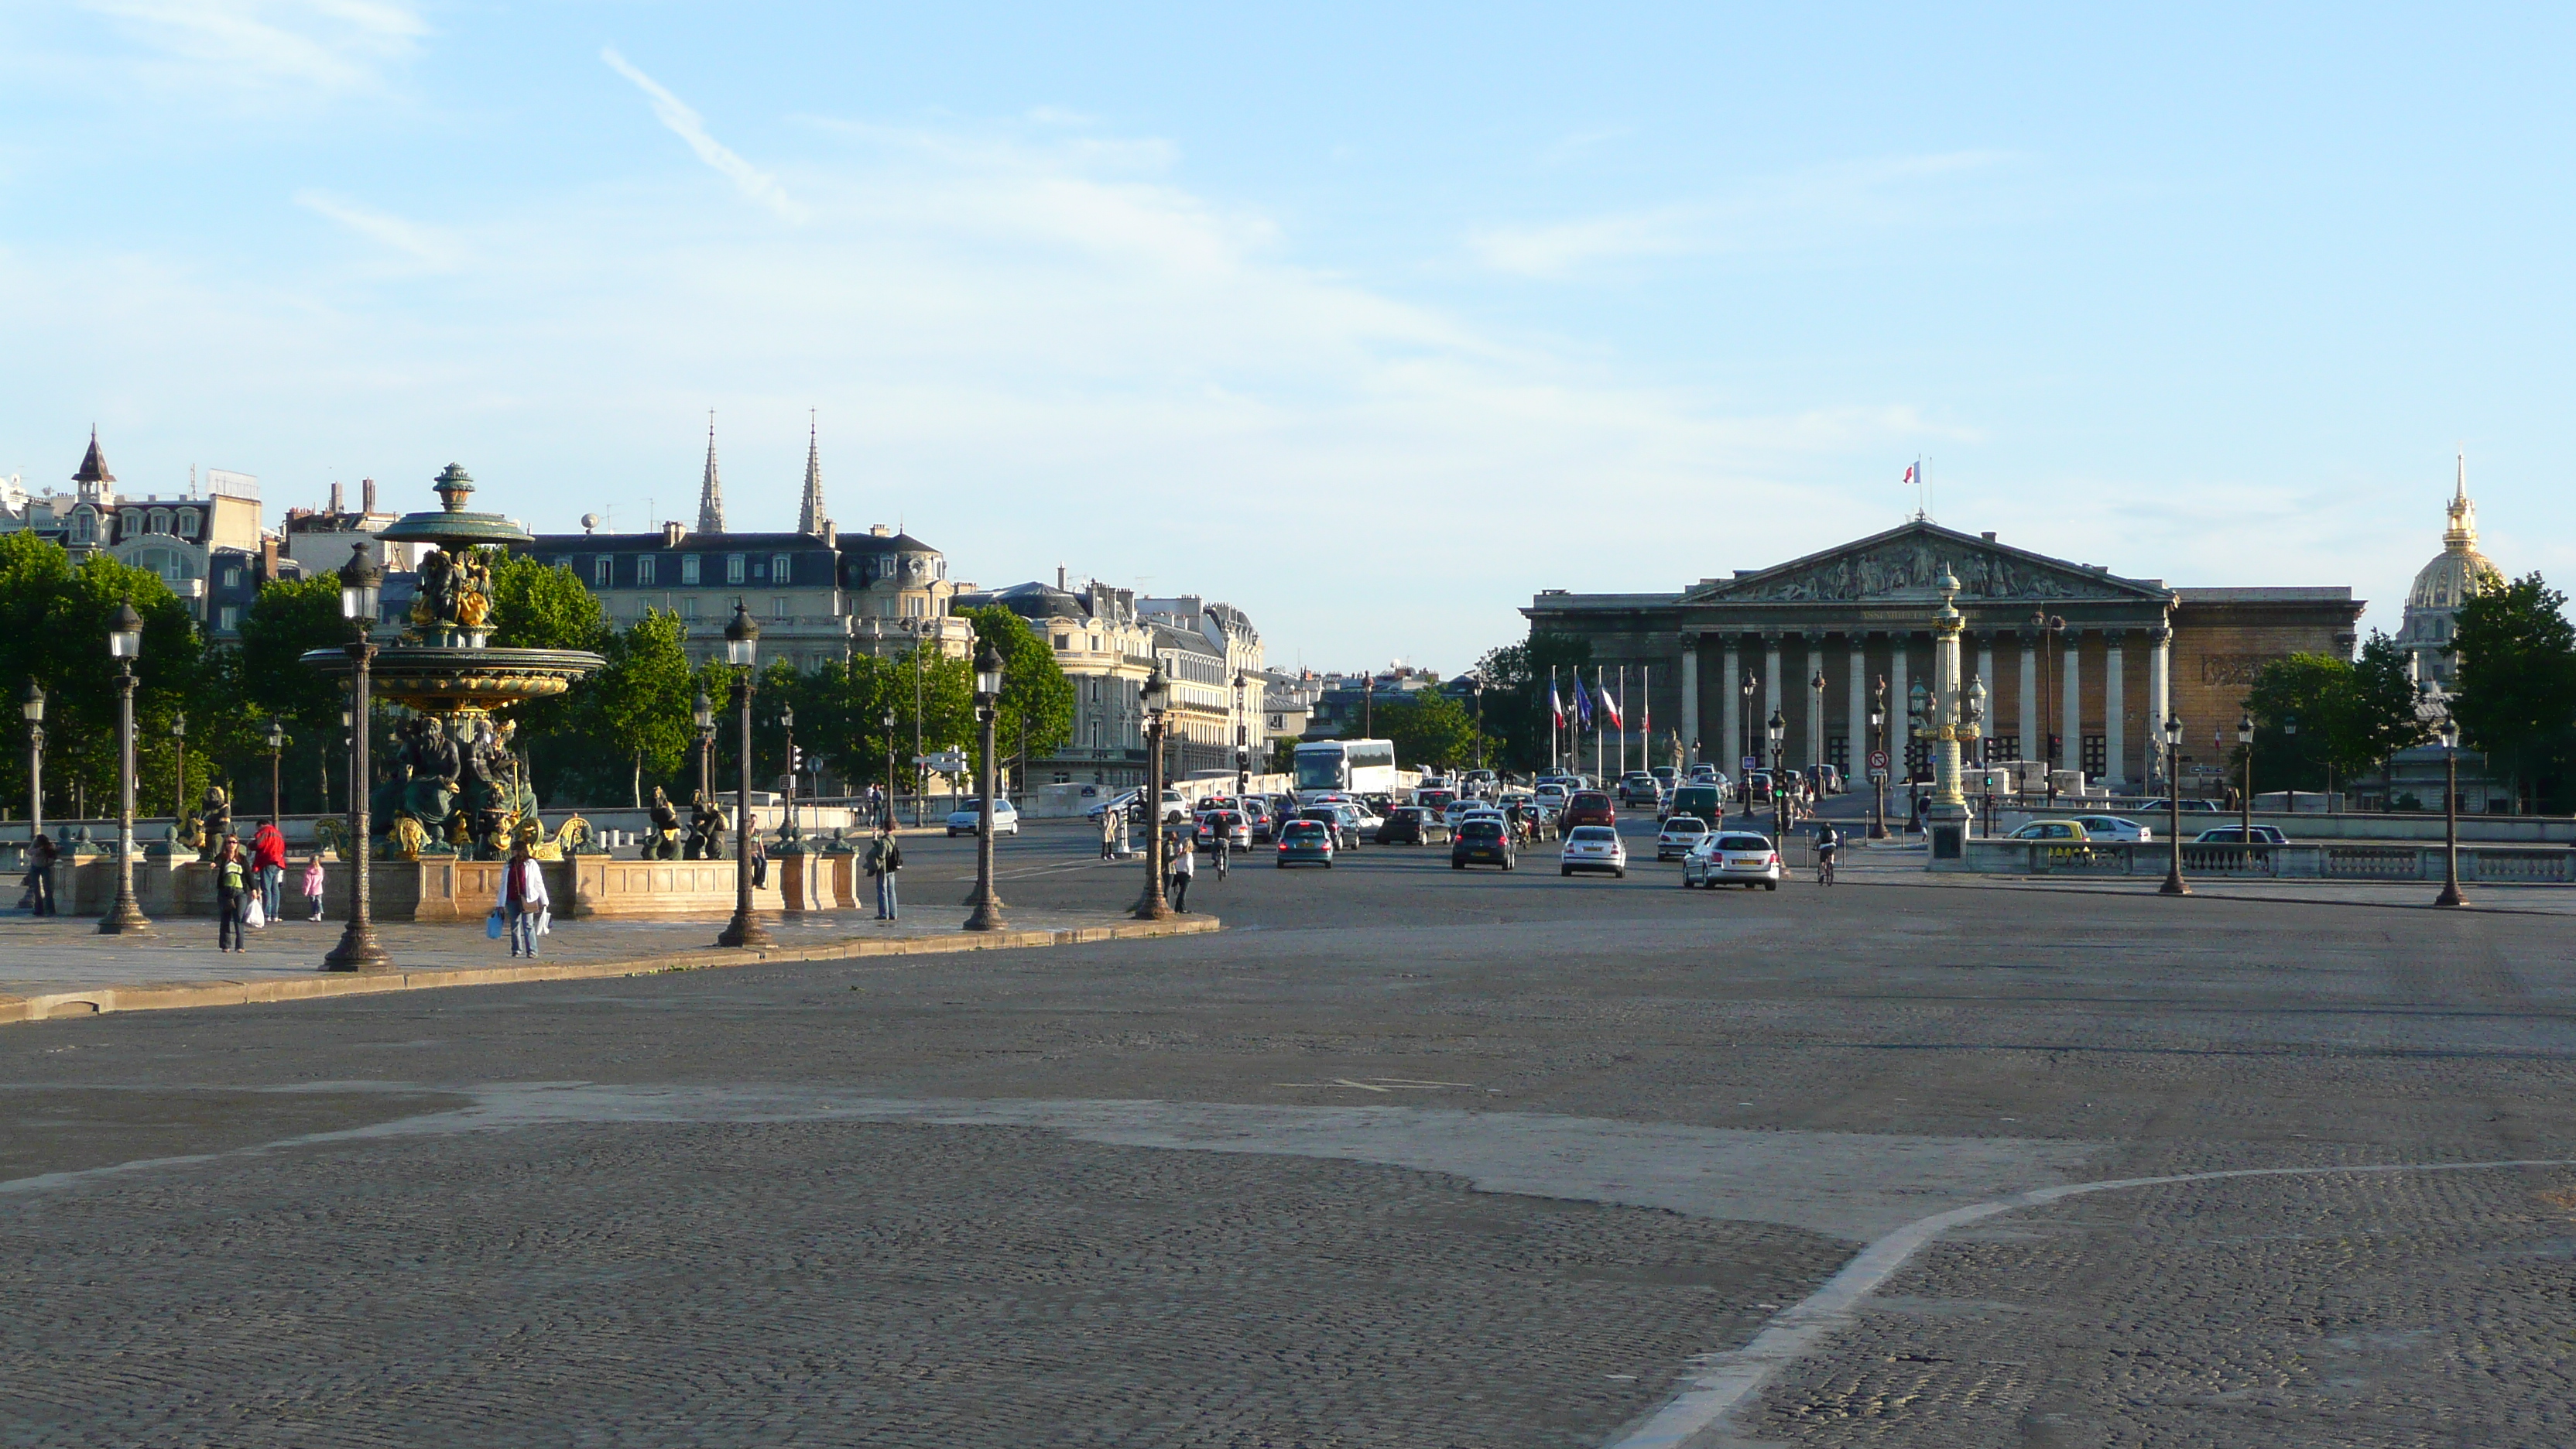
580,513,601,534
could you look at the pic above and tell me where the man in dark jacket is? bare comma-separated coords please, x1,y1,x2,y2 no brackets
865,825,902,920
25,831,57,916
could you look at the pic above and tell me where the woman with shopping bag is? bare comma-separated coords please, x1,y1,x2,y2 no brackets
497,840,549,958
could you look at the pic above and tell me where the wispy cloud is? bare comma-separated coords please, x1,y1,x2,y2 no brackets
83,0,424,94
293,189,457,269
1472,150,2016,277
601,47,806,223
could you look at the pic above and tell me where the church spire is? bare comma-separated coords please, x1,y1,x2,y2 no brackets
73,426,115,498
2445,449,2477,551
696,411,727,534
798,409,828,537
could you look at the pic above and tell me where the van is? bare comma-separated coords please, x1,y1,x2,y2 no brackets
1667,784,1723,823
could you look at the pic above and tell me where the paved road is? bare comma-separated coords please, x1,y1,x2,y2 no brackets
5,816,2572,1447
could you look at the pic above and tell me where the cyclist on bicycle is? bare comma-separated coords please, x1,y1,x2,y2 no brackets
1814,820,1841,884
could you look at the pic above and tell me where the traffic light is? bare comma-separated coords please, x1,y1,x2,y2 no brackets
788,745,804,773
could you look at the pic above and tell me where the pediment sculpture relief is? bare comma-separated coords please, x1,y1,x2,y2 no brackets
1717,540,2105,603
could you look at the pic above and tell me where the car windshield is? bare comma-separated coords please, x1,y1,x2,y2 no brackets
1568,827,1618,842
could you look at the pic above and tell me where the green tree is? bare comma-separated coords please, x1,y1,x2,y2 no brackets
2343,632,2432,776
2242,653,2349,794
0,535,207,823
486,551,611,801
1378,692,1482,771
961,605,1076,783
1470,632,1592,772
2450,571,2576,811
590,609,699,806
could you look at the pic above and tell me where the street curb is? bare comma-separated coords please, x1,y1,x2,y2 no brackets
1839,872,2569,916
0,916,1221,1027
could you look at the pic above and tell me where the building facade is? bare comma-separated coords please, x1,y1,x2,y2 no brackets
1524,520,2362,792
2397,458,2502,687
0,433,274,635
953,578,1156,788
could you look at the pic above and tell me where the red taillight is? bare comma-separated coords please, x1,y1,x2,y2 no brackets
1768,853,1780,865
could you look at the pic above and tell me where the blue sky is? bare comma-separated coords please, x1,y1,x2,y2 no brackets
3,3,2569,671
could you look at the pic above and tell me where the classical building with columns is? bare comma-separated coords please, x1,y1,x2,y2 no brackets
1524,520,2361,792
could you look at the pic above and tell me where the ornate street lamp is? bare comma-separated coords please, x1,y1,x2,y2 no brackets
1469,674,1485,774
2237,711,2256,865
1965,674,1989,834
265,716,286,825
779,701,797,841
1766,707,1786,839
2433,694,2467,908
169,711,187,823
1234,670,1252,800
22,680,44,846
322,547,387,970
1738,671,1757,817
718,601,772,950
965,641,1008,931
1907,677,1930,833
882,707,897,827
1868,675,1888,840
692,687,715,803
98,601,150,935
2160,713,2190,896
2033,611,2066,806
1808,668,1826,780
1132,665,1173,920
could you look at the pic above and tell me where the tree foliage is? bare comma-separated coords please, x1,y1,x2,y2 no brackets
961,605,1076,767
0,534,209,823
1378,692,1488,771
1469,632,1592,771
2450,571,2576,810
590,609,699,806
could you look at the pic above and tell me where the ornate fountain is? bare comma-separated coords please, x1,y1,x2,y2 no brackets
303,465,605,860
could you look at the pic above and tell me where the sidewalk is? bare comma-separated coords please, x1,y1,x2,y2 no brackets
0,907,1219,1026
1829,853,2576,915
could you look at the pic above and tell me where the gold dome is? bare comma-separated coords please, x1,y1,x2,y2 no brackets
2406,456,2502,612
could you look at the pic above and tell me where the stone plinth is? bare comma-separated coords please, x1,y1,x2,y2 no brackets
57,856,791,922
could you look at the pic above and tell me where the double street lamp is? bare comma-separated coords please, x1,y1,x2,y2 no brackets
1234,670,1252,800
1132,665,1174,920
99,601,149,935
2237,712,2256,862
2159,713,2190,896
1868,676,1888,840
965,641,1008,932
882,707,898,826
718,601,772,950
1738,672,1757,816
323,548,387,970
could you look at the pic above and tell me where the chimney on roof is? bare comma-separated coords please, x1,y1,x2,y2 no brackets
821,520,837,548
330,480,344,513
1057,564,1067,591
361,478,377,514
1981,530,1996,541
869,523,890,537
663,520,686,547
260,534,281,582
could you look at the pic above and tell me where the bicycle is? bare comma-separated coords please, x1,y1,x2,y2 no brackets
1816,848,1838,886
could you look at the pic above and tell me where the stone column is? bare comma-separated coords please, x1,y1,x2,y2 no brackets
2104,630,2127,792
1680,635,1701,766
2019,632,2039,766
1721,639,1742,777
1804,632,1825,768
1888,635,1910,777
2150,624,2172,784
1974,632,1995,766
1846,638,1868,775
1762,635,1783,770
2062,632,2084,785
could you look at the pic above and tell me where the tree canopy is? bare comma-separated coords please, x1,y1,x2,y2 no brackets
2450,571,2576,811
1468,632,1592,771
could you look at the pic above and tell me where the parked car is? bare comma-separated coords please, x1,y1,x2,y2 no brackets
1619,772,1663,809
1194,810,1252,851
2195,825,2289,845
1377,806,1440,845
1275,818,1336,867
1681,831,1783,889
1560,790,1618,830
1656,815,1713,861
1559,824,1628,878
944,799,1020,837
1451,817,1516,871
2073,814,2152,843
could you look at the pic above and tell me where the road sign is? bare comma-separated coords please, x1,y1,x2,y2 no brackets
914,751,968,773
1741,754,1757,772
1868,750,1889,770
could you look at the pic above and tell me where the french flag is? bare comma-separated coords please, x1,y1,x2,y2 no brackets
1550,677,1564,728
1601,678,1623,730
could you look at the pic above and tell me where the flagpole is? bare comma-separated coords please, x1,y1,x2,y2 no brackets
1550,666,1560,773
1643,663,1652,778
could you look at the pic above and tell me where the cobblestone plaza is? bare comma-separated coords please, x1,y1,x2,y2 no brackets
5,823,2572,1446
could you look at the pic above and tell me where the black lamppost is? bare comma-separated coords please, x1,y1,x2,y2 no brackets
1132,665,1173,920
1766,707,1786,838
265,716,286,824
1234,670,1252,800
1739,671,1757,816
1362,674,1374,738
2237,712,2255,858
965,641,1007,931
2434,702,2467,908
322,550,387,969
2160,713,2189,896
1470,674,1485,772
1808,667,1825,783
718,601,771,950
22,680,44,845
693,688,715,803
882,707,897,825
779,701,797,841
338,706,352,815
169,711,187,823
1868,675,1888,840
99,601,150,935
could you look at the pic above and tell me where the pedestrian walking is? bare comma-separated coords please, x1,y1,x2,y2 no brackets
498,839,548,957
300,854,326,920
1099,805,1118,859
214,838,250,953
24,831,56,916
865,823,903,920
1168,831,1196,912
251,820,287,924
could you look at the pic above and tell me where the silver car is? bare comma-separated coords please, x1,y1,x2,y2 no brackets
1682,831,1782,890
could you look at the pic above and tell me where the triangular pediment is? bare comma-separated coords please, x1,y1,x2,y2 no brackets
1680,522,2168,606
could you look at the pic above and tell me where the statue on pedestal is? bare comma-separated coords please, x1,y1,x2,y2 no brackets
686,791,728,860
646,786,683,860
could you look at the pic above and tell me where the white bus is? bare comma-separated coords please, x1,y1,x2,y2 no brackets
1292,738,1399,803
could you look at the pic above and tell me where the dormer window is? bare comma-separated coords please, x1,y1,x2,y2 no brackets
681,555,701,585
149,509,170,534
726,553,745,584
637,557,656,586
176,511,199,538
70,513,92,543
771,553,791,584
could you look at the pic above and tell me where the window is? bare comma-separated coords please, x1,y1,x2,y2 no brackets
149,509,170,534
177,511,199,539
1828,736,1849,770
726,554,745,584
2082,735,2106,777
1053,634,1070,649
771,553,792,584
224,567,243,589
1988,734,2019,762
681,555,701,585
905,595,924,618
681,597,700,620
636,556,656,587
594,557,612,588
553,556,574,572
772,596,788,619
219,605,240,631
70,514,92,543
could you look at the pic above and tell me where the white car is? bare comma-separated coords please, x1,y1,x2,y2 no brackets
944,799,1020,837
1559,824,1628,878
2073,814,2153,843
1655,815,1712,861
1682,831,1782,890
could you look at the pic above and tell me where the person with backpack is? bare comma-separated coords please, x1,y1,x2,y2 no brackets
865,824,903,920
214,837,250,952
498,839,548,958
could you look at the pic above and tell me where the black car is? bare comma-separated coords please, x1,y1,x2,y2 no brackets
1377,806,1436,845
1451,817,1516,871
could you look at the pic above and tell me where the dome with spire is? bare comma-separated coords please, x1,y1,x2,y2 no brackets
2399,454,2502,685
